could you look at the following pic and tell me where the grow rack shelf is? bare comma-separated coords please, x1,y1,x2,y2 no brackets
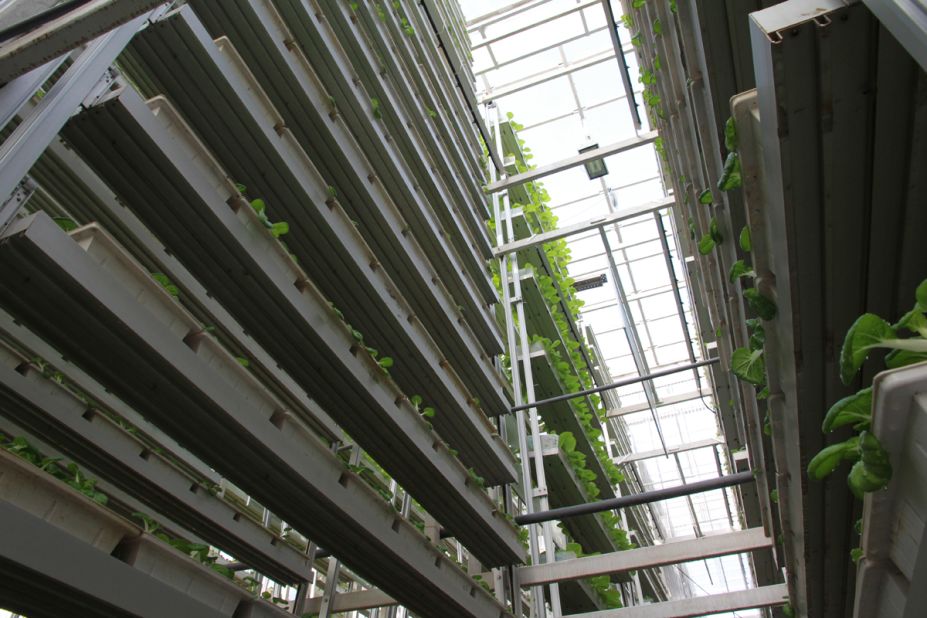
74,14,517,486
0,341,310,584
351,0,491,223
60,90,523,564
183,1,502,352
499,121,600,389
277,0,495,296
0,448,291,618
28,138,343,444
123,6,511,421
522,341,617,501
530,435,620,557
519,269,601,416
321,0,492,263
0,212,519,615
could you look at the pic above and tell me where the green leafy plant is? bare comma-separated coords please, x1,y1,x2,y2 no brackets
739,226,752,252
729,260,755,283
492,117,632,554
731,347,765,386
151,272,179,297
2,435,109,505
697,217,722,255
717,117,743,191
744,288,777,321
809,279,927,498
54,216,78,232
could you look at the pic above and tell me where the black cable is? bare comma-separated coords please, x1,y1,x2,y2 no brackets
0,0,94,43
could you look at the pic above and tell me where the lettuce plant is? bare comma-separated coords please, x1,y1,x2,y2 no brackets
808,279,927,498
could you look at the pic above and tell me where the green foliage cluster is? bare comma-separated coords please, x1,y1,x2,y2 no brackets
729,221,776,399
2,434,108,505
717,117,742,192
563,540,623,608
808,279,927,501
130,512,237,581
494,114,634,561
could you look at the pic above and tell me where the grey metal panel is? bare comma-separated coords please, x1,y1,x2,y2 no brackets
0,11,148,223
117,7,516,485
419,0,504,172
33,138,343,442
0,212,515,616
61,88,522,563
176,2,510,396
864,0,927,71
0,0,161,82
320,1,494,264
0,56,65,130
190,1,502,345
748,2,924,615
0,501,229,618
0,346,312,584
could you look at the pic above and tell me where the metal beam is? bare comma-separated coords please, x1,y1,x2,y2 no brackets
614,437,725,465
518,527,772,585
303,589,398,614
607,390,704,417
0,55,66,129
0,10,150,224
0,501,230,618
508,357,719,414
601,0,641,129
471,0,602,50
478,50,614,103
564,583,790,617
485,131,658,194
514,470,753,525
0,0,161,82
494,196,674,256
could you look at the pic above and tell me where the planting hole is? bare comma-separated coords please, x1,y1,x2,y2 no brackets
81,409,96,422
269,409,287,430
189,482,198,494
138,449,151,461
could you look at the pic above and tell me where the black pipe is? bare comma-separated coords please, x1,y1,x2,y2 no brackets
515,470,754,525
507,357,720,414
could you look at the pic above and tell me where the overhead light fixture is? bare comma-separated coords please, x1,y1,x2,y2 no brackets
579,143,608,180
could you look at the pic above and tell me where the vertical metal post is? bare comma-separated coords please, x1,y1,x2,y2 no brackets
488,101,559,618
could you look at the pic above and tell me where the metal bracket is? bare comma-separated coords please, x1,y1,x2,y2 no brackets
0,176,36,234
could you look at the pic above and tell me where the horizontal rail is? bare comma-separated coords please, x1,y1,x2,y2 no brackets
566,583,790,617
485,131,658,194
519,526,772,585
514,470,754,525
507,358,719,414
493,196,674,257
